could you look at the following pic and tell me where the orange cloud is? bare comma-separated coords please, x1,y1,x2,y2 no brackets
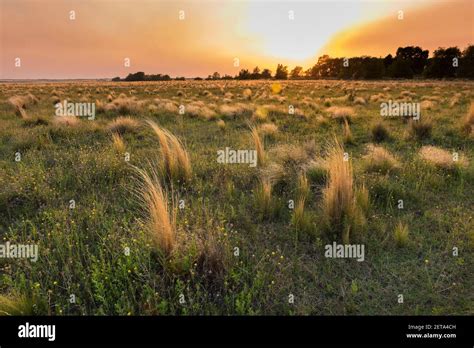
321,0,474,58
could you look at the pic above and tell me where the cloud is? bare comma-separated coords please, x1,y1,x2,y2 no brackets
321,0,474,57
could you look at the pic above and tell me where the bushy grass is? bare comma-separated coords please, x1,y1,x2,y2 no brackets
0,80,472,316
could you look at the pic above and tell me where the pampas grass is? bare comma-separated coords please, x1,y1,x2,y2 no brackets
112,133,125,153
133,166,176,256
258,123,278,138
250,126,266,166
53,116,80,127
107,116,140,135
326,106,355,122
462,102,474,136
419,146,469,169
343,118,354,144
254,178,274,219
321,138,365,243
296,172,309,201
363,144,400,174
147,120,192,182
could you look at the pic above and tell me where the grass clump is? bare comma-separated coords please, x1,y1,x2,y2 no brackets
394,221,409,247
321,138,365,243
363,144,400,174
134,166,176,256
147,120,192,183
107,116,140,135
408,117,432,140
371,121,390,142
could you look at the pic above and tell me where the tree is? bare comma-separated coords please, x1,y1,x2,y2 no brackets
388,59,414,78
275,64,288,79
237,69,251,80
261,69,272,79
124,71,146,81
212,72,221,80
383,54,394,69
395,46,429,75
251,66,261,79
290,66,303,79
425,47,462,78
459,45,474,78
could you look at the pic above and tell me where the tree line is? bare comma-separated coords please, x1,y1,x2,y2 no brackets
113,45,474,81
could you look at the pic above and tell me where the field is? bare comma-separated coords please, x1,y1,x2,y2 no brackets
0,79,473,315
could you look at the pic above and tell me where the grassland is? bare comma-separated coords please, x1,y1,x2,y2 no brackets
0,80,473,315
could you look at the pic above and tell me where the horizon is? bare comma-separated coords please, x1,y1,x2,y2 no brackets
1,0,473,80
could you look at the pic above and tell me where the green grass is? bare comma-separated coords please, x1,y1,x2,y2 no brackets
0,80,473,315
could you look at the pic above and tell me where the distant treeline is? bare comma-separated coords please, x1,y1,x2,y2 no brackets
113,45,474,81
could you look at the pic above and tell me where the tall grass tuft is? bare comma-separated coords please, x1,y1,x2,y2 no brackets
147,120,192,183
343,118,354,144
112,133,125,153
321,138,365,243
408,117,432,140
250,126,266,167
134,166,176,256
394,221,409,247
255,178,274,219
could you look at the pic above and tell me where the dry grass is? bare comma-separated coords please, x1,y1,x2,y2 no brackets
296,172,309,201
250,126,266,166
147,120,192,182
53,116,80,127
219,103,253,118
462,102,474,136
363,144,400,173
217,119,226,130
242,88,252,99
134,166,176,256
321,138,356,243
371,122,390,142
258,123,278,138
112,133,125,153
105,96,144,114
107,116,140,135
408,117,432,140
353,96,366,105
419,146,469,169
8,94,38,118
326,106,355,122
186,104,217,120
254,177,274,218
253,106,269,122
343,118,354,144
394,221,409,247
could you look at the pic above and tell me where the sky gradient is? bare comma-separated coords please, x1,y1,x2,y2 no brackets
1,0,473,79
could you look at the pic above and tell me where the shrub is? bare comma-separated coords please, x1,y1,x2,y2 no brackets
371,122,390,142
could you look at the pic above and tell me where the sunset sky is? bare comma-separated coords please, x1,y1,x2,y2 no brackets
1,0,473,79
